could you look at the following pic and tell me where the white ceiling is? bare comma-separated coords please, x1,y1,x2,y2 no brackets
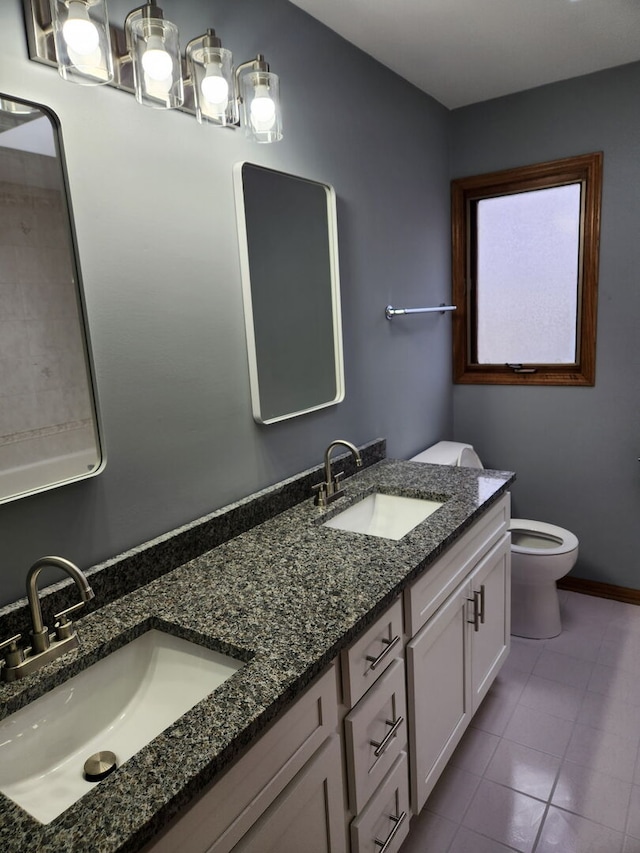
289,0,640,108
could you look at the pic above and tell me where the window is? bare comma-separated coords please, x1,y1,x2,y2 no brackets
451,152,603,385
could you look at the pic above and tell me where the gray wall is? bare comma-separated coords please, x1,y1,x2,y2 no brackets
0,0,452,606
450,62,640,589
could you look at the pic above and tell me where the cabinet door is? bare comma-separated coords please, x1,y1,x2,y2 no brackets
231,734,347,853
406,584,471,814
144,666,340,853
468,534,511,712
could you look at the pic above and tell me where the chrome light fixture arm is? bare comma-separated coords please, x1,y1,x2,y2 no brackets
234,53,271,99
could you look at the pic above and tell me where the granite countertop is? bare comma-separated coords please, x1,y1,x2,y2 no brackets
0,457,514,853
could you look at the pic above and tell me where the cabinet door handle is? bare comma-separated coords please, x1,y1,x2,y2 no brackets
370,715,404,757
366,634,400,670
467,593,480,632
477,584,486,624
374,811,407,852
467,585,486,631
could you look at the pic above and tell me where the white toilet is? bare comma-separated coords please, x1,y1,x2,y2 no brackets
410,441,579,639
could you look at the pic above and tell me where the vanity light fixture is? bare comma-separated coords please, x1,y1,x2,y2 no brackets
124,1,183,109
236,55,283,144
49,0,114,85
23,0,283,141
185,29,237,126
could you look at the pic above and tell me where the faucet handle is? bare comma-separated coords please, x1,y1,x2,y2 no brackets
0,634,25,668
54,601,86,621
53,601,85,640
313,481,329,507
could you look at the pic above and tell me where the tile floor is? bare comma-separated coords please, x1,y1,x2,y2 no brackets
399,590,640,853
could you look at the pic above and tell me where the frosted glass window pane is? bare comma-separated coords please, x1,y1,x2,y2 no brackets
476,183,581,364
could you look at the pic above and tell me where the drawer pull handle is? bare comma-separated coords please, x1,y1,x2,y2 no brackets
478,584,486,624
370,715,404,757
366,635,400,670
374,811,407,852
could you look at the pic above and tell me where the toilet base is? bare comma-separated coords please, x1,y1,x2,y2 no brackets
511,580,562,639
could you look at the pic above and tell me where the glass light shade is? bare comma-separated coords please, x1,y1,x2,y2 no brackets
50,0,114,85
126,13,183,109
239,70,282,143
187,42,237,126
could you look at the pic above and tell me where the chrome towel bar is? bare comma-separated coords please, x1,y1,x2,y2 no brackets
385,304,457,320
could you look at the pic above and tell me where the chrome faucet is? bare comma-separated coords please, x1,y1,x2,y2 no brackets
0,556,95,682
314,439,363,507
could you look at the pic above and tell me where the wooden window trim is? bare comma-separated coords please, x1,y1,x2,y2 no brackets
451,152,603,386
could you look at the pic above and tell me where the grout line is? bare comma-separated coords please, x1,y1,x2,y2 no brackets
530,801,552,853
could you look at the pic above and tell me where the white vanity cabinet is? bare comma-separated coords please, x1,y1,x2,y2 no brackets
405,494,511,813
143,493,511,853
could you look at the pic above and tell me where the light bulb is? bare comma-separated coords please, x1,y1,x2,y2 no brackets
201,65,229,107
62,1,100,56
142,35,173,81
250,84,276,130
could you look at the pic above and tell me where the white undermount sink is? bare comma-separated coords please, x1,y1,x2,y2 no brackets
323,492,444,540
0,629,245,824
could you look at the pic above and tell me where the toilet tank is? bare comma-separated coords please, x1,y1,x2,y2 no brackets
410,441,484,469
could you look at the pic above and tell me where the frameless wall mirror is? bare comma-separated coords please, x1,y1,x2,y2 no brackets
0,94,104,504
234,162,345,424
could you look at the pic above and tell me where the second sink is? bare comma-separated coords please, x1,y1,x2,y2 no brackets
323,492,443,540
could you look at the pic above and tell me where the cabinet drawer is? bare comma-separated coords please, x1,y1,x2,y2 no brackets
404,493,510,635
344,658,407,814
341,598,403,708
144,663,340,853
350,752,410,853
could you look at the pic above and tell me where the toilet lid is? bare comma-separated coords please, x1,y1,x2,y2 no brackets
509,518,578,556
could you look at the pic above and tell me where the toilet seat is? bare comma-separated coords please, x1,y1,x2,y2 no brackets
509,518,578,557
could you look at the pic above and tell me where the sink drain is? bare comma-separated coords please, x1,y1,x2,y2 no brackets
83,750,118,782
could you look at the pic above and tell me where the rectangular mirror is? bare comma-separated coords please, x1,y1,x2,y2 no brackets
0,94,104,504
234,162,345,424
